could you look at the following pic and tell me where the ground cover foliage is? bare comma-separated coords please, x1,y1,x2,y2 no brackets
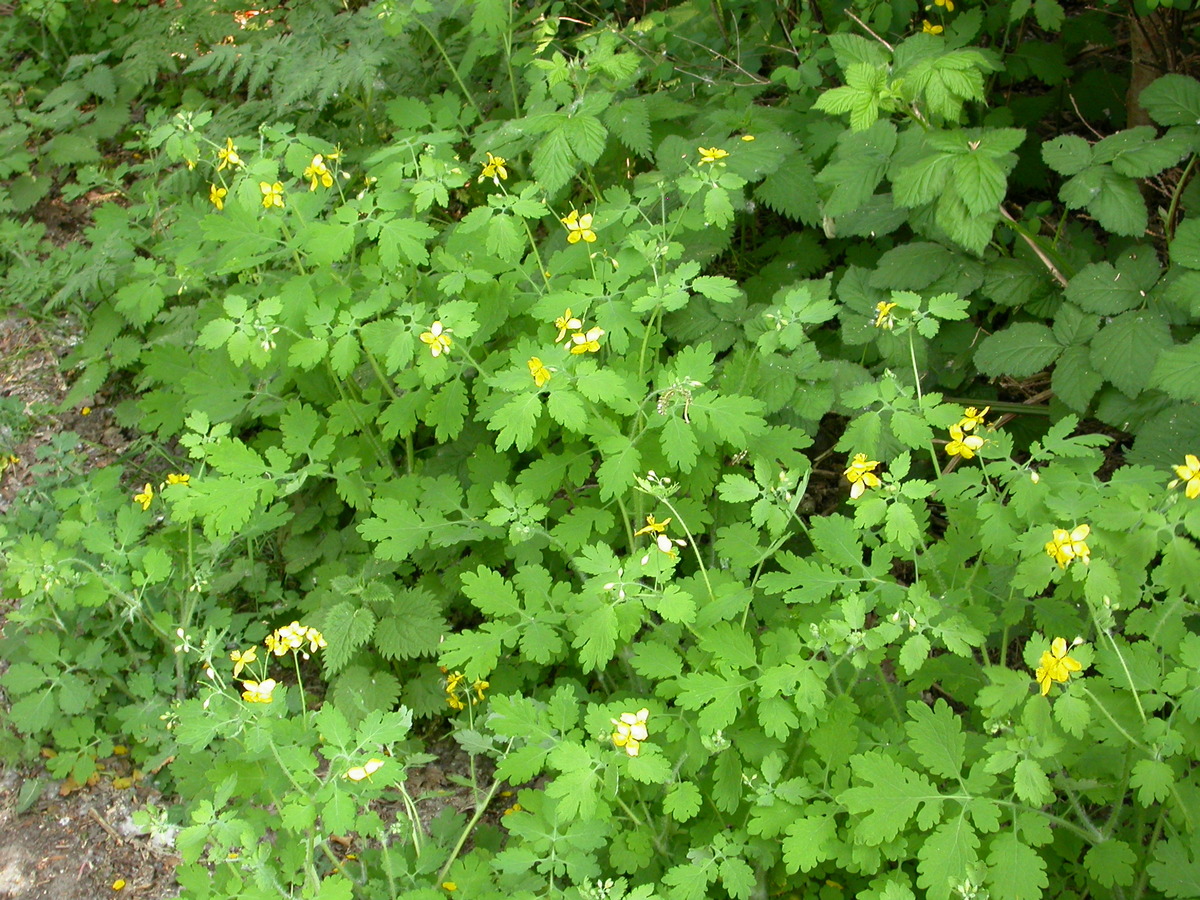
2,0,1200,898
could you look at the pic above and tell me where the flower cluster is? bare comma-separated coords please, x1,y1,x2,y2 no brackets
420,321,452,357
553,308,604,355
844,453,882,499
478,151,508,186
945,405,988,459
264,621,327,657
561,209,596,244
610,708,650,757
445,671,489,711
634,514,687,558
1034,637,1083,696
1173,454,1200,499
1045,524,1091,569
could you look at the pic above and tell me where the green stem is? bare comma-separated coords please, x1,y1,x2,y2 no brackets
435,745,511,883
1164,154,1198,241
658,496,715,603
417,19,483,120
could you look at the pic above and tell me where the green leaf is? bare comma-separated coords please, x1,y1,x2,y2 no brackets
719,858,756,900
718,474,760,503
532,128,576,195
374,216,435,268
1084,841,1136,888
547,388,588,433
425,379,467,442
691,275,740,304
1041,134,1092,175
675,671,752,732
1052,345,1104,413
1170,218,1200,270
755,156,821,224
1130,758,1174,804
839,751,942,844
661,416,699,471
1140,74,1200,126
899,633,931,675
1065,262,1145,314
1090,310,1172,398
489,393,543,451
1148,833,1200,899
986,834,1047,900
1060,166,1147,237
974,322,1061,377
595,432,641,500
782,815,838,873
953,152,1008,216
321,602,376,674
918,821,981,900
905,699,965,779
810,514,864,571
664,782,702,822
1013,759,1052,805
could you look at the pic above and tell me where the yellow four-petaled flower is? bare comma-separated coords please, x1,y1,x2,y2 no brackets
1173,453,1200,499
303,154,334,191
217,137,242,171
1034,637,1083,696
345,759,384,781
479,151,509,185
554,309,583,343
561,210,596,244
260,181,285,209
241,678,277,703
133,483,154,510
527,357,553,387
209,183,227,210
611,708,650,757
1045,524,1091,569
698,146,729,164
264,621,327,656
230,646,257,677
420,321,452,357
874,301,898,329
569,327,604,355
844,453,881,499
945,424,985,459
923,19,944,34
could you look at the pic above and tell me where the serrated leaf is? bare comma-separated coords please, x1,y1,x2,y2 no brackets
1140,74,1200,126
986,834,1048,900
661,416,699,471
1060,166,1147,237
1065,262,1145,314
532,127,576,195
1042,134,1092,175
718,474,759,503
840,751,942,844
664,781,702,822
1052,345,1104,413
375,216,435,268
974,322,1061,377
755,156,821,224
782,814,838,873
1170,218,1200,270
1090,309,1172,398
1148,834,1200,899
918,821,981,900
489,393,543,451
1131,758,1174,805
1084,841,1136,888
1013,759,1052,805
905,699,965,779
321,603,376,674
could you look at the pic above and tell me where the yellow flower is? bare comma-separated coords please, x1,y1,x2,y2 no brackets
945,424,985,459
166,473,190,486
959,406,989,431
442,884,458,893
81,406,91,415
569,326,604,355
259,181,285,209
345,758,385,781
420,321,452,357
554,309,583,343
1044,524,1091,569
304,627,327,653
528,357,553,387
264,621,325,656
874,301,898,329
303,154,334,191
698,147,730,164
844,453,881,500
112,879,126,891
611,708,650,757
445,671,466,710
1173,453,1200,499
217,137,242,171
478,151,509,185
922,19,944,34
230,646,257,677
561,210,597,244
209,183,227,210
635,515,671,536
241,678,277,703
740,134,756,142
134,483,154,510
1034,637,1083,696
935,0,954,10
473,679,489,702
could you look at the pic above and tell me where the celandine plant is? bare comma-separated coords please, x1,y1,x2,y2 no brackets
2,0,1200,898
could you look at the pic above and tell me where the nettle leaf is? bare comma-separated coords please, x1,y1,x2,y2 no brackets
839,751,943,843
604,98,651,157
1090,309,1172,398
374,589,445,660
1140,73,1200,126
952,151,1008,216
321,602,376,674
755,155,821,224
1052,345,1104,413
987,834,1048,900
531,127,575,195
974,322,1061,377
1042,134,1092,176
